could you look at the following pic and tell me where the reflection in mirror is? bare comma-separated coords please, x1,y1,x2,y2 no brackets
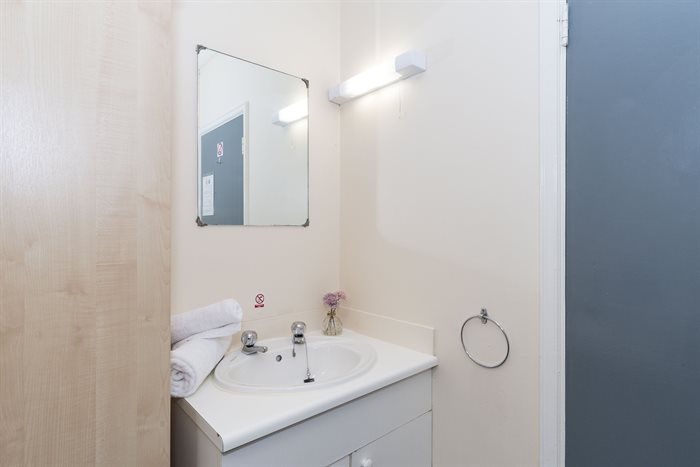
197,46,309,226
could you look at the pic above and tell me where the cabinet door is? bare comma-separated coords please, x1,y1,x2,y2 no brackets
351,412,431,467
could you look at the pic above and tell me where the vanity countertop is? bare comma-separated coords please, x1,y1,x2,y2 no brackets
176,330,438,453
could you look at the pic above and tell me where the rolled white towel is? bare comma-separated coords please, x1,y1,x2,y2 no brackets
170,334,232,398
171,299,243,345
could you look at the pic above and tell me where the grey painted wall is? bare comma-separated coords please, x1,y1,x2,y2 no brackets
566,1,700,466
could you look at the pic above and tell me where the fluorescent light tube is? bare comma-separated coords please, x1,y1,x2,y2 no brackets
328,50,426,105
273,99,308,126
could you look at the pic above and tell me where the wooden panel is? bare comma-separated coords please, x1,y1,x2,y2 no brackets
0,2,171,466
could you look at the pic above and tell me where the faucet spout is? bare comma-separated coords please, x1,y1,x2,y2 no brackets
289,321,314,383
240,330,268,355
241,344,268,355
291,321,306,357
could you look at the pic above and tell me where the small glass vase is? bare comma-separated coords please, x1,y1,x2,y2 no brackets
322,308,343,336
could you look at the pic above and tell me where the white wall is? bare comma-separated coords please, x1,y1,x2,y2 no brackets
172,1,542,465
338,2,540,466
172,1,340,331
198,51,308,225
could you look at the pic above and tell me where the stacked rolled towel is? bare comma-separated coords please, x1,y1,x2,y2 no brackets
170,299,243,398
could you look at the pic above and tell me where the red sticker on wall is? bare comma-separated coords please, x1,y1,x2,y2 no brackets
216,141,224,163
254,293,265,308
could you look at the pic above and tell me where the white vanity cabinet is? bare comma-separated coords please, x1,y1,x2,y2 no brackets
350,412,431,467
324,413,430,467
172,370,433,467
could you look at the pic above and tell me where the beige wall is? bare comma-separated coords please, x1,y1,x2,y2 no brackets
0,2,171,465
171,2,340,332
338,2,541,466
172,1,541,465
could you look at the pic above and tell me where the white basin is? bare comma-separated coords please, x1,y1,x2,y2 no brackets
214,334,377,393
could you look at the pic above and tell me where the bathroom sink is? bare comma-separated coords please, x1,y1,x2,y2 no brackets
214,334,377,393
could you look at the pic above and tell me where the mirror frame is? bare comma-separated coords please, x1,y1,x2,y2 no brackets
195,44,310,227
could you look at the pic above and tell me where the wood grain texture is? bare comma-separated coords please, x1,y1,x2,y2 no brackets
0,2,172,466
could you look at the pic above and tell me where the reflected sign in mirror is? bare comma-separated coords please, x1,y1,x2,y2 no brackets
197,46,309,226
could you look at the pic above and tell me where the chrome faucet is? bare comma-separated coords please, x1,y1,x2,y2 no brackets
291,321,306,344
290,321,314,382
240,330,268,355
291,321,306,357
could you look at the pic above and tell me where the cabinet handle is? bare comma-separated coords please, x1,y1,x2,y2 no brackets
360,459,373,467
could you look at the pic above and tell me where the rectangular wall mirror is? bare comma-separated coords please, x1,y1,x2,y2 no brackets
197,46,309,226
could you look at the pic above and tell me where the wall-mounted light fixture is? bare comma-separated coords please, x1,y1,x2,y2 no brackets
328,50,426,105
273,99,308,126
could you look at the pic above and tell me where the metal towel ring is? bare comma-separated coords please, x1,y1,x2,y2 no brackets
460,308,510,369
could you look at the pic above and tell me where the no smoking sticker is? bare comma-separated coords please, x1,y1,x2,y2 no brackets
254,293,265,308
216,141,223,164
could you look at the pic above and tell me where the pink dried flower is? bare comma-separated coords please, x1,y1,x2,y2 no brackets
322,290,347,309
